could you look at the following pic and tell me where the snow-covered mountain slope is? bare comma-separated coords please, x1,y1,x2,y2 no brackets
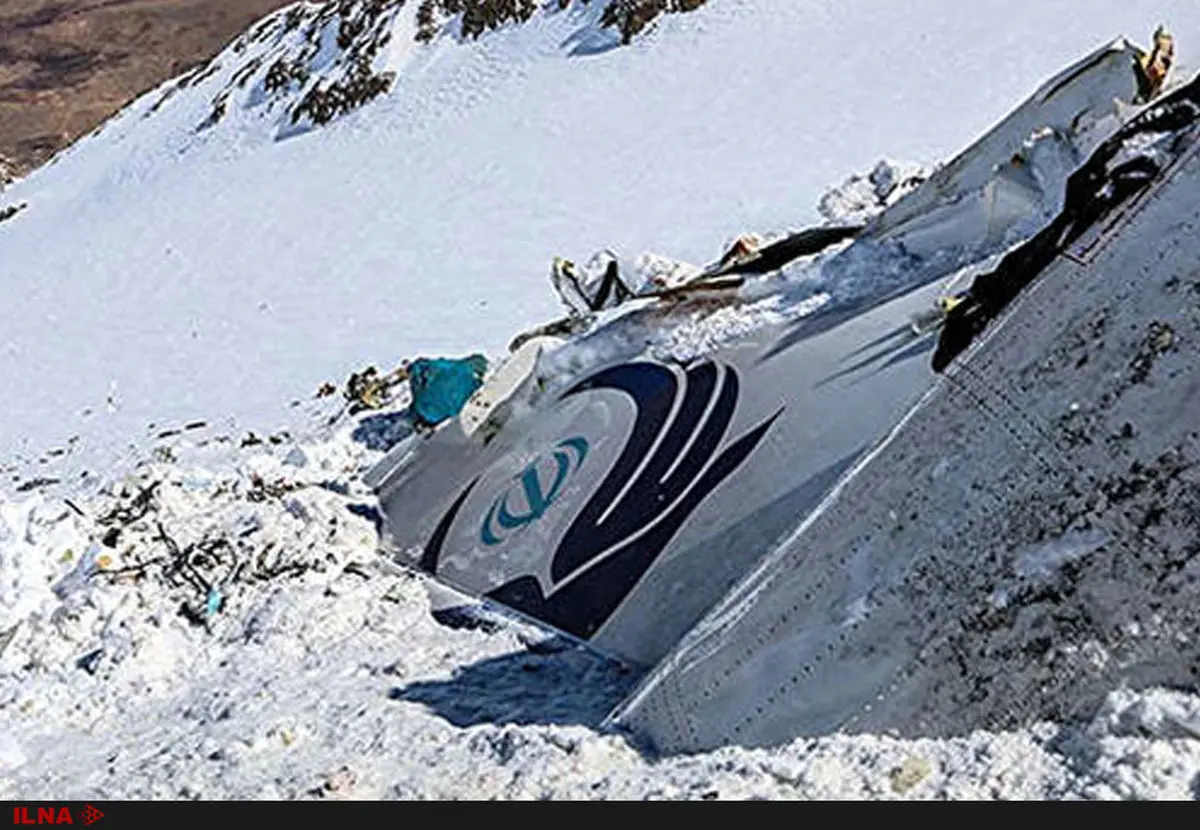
3,401,1200,799
3,0,1200,493
4,0,1200,800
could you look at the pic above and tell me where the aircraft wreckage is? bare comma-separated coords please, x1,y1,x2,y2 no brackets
366,31,1200,754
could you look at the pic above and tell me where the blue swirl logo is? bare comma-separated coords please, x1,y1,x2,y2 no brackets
481,437,589,546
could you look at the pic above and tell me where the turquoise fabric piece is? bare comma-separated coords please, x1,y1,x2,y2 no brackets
409,354,488,426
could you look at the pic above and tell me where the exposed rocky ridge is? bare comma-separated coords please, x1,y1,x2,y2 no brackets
1,0,712,174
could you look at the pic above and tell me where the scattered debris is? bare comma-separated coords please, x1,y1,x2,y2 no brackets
205,587,223,618
431,605,503,634
817,159,928,225
322,765,356,794
15,477,60,493
551,252,636,316
408,356,488,428
889,755,932,795
715,233,764,272
344,364,409,414
1135,24,1175,101
75,648,104,676
98,482,161,526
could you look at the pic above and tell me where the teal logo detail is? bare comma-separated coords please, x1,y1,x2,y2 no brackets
481,437,589,546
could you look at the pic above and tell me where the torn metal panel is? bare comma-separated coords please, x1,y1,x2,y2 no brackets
611,108,1200,754
366,37,1191,681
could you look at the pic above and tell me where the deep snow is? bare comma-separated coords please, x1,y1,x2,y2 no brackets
4,0,1200,487
3,0,1200,800
2,406,1199,799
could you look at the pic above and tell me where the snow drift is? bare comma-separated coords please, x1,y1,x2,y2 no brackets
4,0,1200,801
